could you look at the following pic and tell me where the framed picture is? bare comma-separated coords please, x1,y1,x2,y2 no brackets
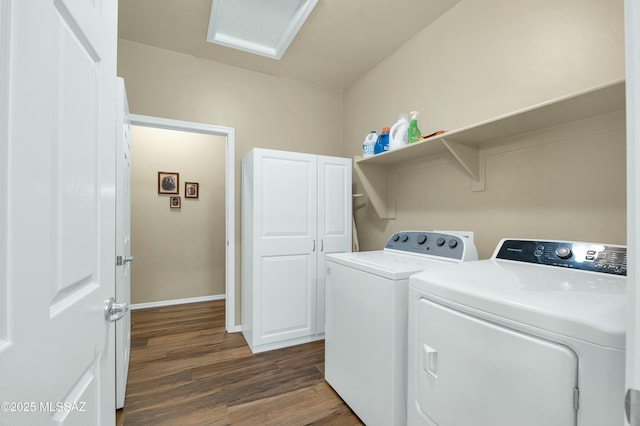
185,182,199,199
170,196,181,208
158,171,179,194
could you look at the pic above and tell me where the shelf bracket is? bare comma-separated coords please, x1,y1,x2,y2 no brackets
441,138,485,191
354,160,396,219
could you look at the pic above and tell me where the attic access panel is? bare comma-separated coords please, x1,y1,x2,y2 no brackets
207,0,318,60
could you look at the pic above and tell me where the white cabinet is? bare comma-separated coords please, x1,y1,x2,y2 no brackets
241,148,352,353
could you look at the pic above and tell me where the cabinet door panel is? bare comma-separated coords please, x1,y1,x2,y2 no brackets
317,156,352,334
252,150,318,346
260,154,316,240
318,156,352,248
258,254,315,341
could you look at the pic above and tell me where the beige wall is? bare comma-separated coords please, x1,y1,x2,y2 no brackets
119,0,627,319
118,40,344,321
345,0,626,257
130,125,226,304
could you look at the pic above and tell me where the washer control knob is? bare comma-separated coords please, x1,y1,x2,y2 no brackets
448,239,458,249
392,234,400,242
436,238,446,247
401,234,409,243
417,234,427,244
556,246,572,259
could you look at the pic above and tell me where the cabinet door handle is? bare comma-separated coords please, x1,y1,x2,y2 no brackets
321,240,324,252
313,240,316,252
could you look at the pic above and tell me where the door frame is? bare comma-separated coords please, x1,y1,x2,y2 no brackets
0,0,9,347
129,114,238,333
625,0,640,423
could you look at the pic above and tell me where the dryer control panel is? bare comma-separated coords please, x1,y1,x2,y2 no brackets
384,231,477,262
495,239,627,276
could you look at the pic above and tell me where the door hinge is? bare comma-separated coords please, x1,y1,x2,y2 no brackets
626,388,640,424
116,255,135,266
573,387,580,412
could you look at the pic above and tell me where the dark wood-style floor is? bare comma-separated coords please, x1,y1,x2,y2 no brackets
116,300,363,425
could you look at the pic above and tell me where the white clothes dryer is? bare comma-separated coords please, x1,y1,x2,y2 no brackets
325,230,478,426
407,238,627,426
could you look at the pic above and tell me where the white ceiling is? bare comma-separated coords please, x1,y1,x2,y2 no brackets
118,0,460,90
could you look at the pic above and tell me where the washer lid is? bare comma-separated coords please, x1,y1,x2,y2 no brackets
409,259,626,349
326,251,453,280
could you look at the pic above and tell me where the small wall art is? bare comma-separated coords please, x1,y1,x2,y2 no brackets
185,182,199,199
170,196,181,208
158,171,179,194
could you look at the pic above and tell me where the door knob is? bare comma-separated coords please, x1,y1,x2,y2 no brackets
104,297,129,322
116,255,135,266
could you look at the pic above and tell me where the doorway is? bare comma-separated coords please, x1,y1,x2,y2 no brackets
129,114,236,332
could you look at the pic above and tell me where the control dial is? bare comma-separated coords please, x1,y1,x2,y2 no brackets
436,238,446,247
555,246,572,259
392,234,400,242
401,234,409,243
448,239,458,249
417,234,427,245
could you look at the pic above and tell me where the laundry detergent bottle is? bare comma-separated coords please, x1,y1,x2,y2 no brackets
374,127,390,154
362,130,377,158
408,111,422,143
388,114,409,150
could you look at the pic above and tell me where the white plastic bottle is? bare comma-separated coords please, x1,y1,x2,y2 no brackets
389,114,409,150
362,130,377,158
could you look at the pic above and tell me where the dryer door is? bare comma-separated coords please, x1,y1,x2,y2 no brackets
411,298,578,426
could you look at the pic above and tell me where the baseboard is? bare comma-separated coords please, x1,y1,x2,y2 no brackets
130,294,226,310
245,334,325,354
227,324,242,333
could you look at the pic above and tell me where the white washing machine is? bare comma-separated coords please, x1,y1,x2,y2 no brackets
408,238,627,426
325,230,478,426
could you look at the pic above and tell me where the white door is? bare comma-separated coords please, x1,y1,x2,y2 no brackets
255,149,318,345
316,156,352,334
115,78,132,409
0,0,118,424
626,0,640,424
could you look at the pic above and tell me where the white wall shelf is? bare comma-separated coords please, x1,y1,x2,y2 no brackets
354,80,626,219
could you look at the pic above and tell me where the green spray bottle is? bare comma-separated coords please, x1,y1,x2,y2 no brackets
408,111,421,143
